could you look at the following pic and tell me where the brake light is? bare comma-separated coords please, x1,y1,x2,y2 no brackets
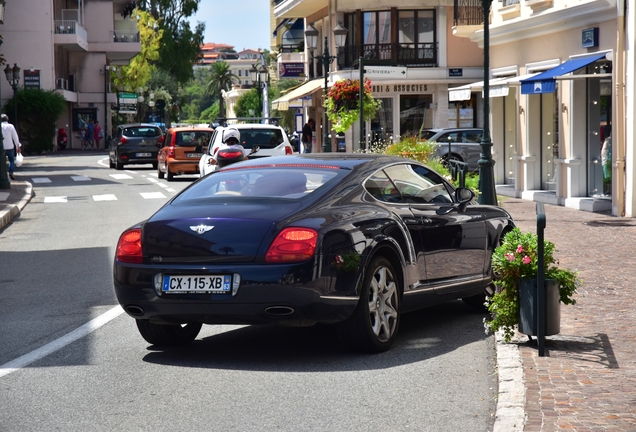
219,150,243,159
168,146,175,158
213,147,219,155
116,228,143,263
265,228,317,263
119,136,128,145
285,146,293,155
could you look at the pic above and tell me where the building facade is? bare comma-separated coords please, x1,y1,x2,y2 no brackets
1,0,141,150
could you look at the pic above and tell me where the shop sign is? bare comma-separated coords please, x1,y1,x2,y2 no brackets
118,92,138,114
279,62,305,77
582,28,599,48
448,68,463,77
363,66,407,78
370,83,428,94
24,70,40,89
485,85,510,98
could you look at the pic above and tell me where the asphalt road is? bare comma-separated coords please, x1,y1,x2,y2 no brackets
0,154,498,431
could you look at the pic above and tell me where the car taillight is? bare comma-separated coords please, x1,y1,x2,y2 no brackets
119,136,128,145
168,146,175,158
116,228,143,263
265,228,317,263
285,146,293,155
220,150,243,159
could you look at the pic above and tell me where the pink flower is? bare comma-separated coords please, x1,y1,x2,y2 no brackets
516,245,524,254
522,255,531,265
505,253,515,261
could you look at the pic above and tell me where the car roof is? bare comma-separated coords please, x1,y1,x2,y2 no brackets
217,124,284,130
168,126,215,132
118,123,163,129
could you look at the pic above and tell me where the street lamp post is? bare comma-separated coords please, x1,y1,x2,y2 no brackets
305,23,348,153
4,63,20,128
477,0,497,205
250,64,269,118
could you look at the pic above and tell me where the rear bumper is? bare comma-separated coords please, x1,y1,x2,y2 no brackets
167,160,200,174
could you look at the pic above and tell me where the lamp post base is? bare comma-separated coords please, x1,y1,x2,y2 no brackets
0,148,11,189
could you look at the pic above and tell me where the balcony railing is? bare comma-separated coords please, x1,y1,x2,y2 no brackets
112,31,140,43
453,0,485,26
340,43,438,68
54,20,87,40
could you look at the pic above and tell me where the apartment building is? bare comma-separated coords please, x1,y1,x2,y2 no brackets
271,0,487,152
0,0,140,149
452,0,636,217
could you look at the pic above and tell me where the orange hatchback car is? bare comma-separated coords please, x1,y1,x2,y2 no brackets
157,126,215,181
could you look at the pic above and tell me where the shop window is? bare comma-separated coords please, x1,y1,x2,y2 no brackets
400,94,433,137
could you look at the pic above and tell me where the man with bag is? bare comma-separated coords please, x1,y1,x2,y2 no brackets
2,114,21,180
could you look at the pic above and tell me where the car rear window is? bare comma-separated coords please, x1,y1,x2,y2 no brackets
123,126,161,138
238,128,285,150
176,131,213,147
175,167,340,202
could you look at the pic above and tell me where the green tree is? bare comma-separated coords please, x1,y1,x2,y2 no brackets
138,0,205,85
5,89,65,154
205,62,239,120
112,9,162,92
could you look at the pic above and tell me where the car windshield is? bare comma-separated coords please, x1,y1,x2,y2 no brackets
176,131,213,147
124,126,161,138
238,128,285,150
175,166,341,202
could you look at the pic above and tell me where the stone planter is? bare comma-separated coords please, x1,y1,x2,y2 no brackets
518,278,561,336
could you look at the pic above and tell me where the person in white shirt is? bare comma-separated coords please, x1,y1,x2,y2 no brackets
2,114,21,180
210,128,250,166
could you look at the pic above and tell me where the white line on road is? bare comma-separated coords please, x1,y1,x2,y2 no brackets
0,306,124,379
71,175,91,181
44,196,68,203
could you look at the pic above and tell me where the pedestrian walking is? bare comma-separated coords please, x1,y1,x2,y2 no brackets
301,118,314,154
87,120,95,150
2,113,22,180
94,120,103,150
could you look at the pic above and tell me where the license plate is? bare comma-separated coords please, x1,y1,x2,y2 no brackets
186,153,202,158
136,152,152,157
162,275,231,294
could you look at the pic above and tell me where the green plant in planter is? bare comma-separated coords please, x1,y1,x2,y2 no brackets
485,227,580,342
325,79,381,133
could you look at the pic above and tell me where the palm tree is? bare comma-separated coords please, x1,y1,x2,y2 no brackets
205,61,239,120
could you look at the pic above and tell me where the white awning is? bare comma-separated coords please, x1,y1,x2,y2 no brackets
271,79,325,110
447,74,539,101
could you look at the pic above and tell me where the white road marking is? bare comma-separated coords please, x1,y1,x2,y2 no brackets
93,194,117,201
32,177,52,183
166,188,176,193
44,196,68,203
140,192,166,199
71,175,91,181
156,183,169,189
147,178,158,183
109,174,132,180
0,306,124,378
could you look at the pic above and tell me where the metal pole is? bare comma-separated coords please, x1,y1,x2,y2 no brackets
477,0,497,205
359,57,365,151
322,37,331,153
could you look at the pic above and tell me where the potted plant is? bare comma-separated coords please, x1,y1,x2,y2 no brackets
484,227,580,342
325,79,381,133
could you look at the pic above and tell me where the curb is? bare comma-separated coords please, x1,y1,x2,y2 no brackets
0,182,34,230
493,332,526,432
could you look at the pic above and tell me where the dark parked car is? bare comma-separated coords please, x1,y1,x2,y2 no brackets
109,123,164,170
420,128,484,171
114,154,514,352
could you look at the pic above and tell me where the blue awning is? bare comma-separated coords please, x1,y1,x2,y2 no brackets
273,19,291,37
521,52,607,94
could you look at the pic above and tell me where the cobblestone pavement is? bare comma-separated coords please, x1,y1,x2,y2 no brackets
499,197,636,431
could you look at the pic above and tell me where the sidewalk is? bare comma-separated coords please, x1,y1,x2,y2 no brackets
496,197,636,431
2,181,636,430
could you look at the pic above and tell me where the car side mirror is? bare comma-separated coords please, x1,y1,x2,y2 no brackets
455,187,475,212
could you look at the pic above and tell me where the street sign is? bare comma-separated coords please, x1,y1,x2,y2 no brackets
118,92,138,114
363,66,407,79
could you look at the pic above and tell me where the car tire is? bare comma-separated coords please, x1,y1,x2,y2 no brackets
166,168,174,181
109,158,115,169
441,153,464,168
152,162,158,170
336,256,400,353
116,160,124,170
157,165,165,179
135,320,202,346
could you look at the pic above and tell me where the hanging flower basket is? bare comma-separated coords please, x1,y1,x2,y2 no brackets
325,79,381,133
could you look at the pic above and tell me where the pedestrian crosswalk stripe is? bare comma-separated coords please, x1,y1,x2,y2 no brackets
140,192,166,199
32,178,52,183
156,183,169,189
93,194,117,201
147,178,158,183
71,176,91,181
166,188,176,193
44,196,68,203
109,174,133,179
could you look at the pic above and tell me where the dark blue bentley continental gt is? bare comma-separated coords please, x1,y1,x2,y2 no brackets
114,153,515,353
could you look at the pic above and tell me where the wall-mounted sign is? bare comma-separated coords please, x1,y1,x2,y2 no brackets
448,68,463,77
24,70,41,89
279,62,305,78
363,66,407,78
582,27,599,48
370,83,428,94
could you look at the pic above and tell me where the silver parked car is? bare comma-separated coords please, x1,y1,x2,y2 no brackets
421,128,484,171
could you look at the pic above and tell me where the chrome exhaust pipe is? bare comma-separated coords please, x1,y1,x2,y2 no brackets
264,306,295,316
126,305,145,316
